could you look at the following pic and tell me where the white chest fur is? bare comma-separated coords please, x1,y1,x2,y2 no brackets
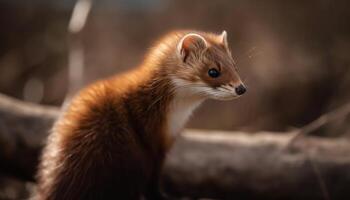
167,95,203,138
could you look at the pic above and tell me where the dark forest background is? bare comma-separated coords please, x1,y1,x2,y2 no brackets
1,0,350,199
1,0,349,133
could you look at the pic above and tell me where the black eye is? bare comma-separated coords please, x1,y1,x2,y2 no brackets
208,68,220,78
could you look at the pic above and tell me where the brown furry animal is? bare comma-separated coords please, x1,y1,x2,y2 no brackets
34,30,246,200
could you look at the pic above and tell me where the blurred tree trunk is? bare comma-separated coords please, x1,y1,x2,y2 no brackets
66,0,93,100
0,94,350,200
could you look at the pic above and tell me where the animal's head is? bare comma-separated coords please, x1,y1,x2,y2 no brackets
172,31,246,100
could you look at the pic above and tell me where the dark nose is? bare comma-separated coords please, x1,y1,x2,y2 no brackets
235,84,246,95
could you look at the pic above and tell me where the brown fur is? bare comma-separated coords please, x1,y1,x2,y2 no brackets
34,30,244,200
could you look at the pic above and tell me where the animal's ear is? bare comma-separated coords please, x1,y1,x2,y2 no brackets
177,33,208,62
220,30,228,47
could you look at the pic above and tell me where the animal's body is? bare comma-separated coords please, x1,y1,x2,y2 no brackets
34,30,246,200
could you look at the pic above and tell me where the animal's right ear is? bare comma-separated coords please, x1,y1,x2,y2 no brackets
177,33,208,63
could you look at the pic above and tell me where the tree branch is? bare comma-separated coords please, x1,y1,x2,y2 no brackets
165,130,350,199
1,94,350,199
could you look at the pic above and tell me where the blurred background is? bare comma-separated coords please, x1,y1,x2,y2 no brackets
1,0,350,199
1,0,350,133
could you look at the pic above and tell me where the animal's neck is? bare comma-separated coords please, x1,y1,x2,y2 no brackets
134,67,204,146
166,88,204,139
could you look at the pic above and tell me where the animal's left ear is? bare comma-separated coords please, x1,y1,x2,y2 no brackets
220,30,228,47
177,33,208,63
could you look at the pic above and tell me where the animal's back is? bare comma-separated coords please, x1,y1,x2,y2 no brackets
35,77,155,200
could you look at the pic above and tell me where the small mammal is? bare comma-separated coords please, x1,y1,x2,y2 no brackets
34,30,246,200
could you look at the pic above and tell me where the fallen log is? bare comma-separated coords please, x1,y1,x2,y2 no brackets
0,94,350,200
165,130,350,200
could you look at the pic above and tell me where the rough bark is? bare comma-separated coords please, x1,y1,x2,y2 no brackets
1,94,350,199
165,130,350,200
